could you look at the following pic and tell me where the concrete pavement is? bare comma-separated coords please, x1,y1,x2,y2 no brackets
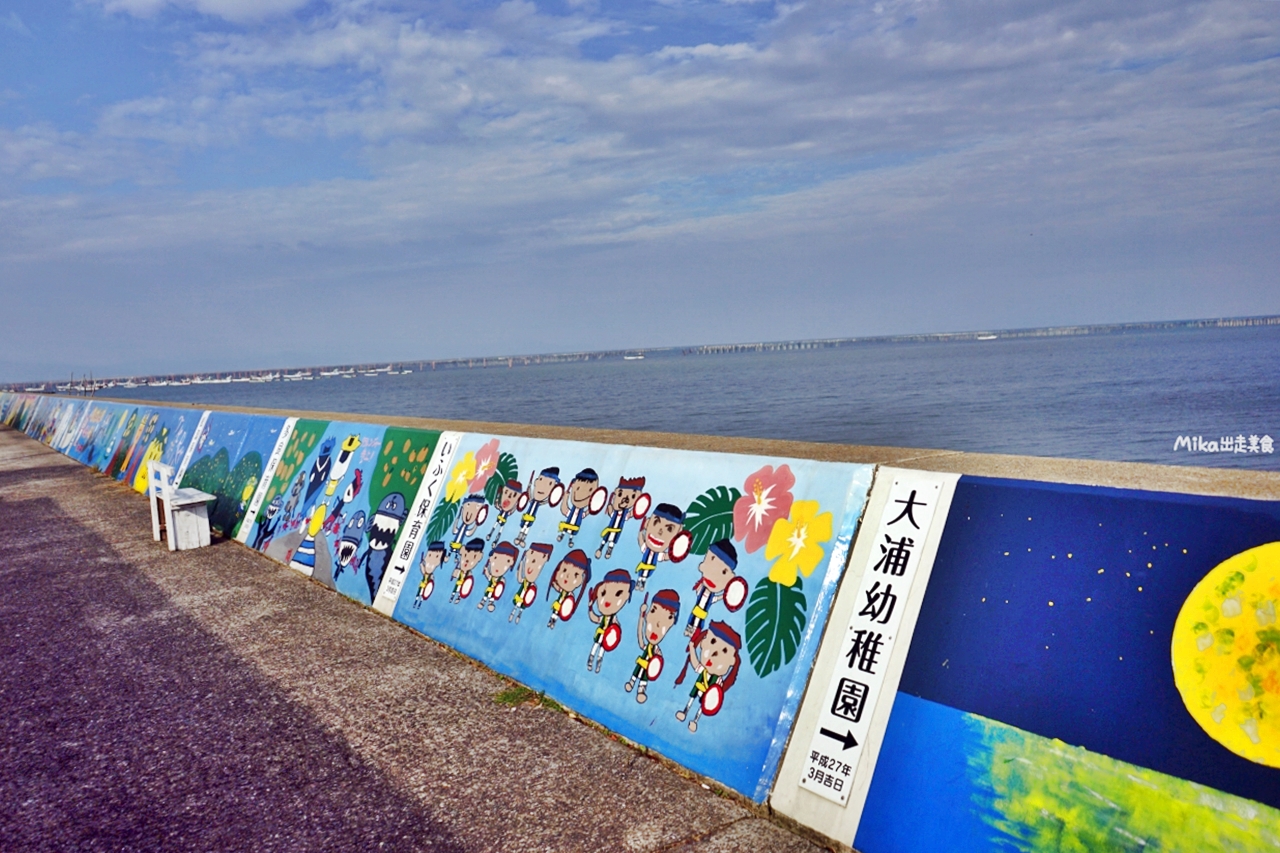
0,426,828,853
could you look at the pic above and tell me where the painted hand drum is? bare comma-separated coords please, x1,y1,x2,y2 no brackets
723,576,748,612
669,530,693,563
588,486,608,514
701,683,724,716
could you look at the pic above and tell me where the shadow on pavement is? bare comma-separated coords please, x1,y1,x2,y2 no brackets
0,494,462,853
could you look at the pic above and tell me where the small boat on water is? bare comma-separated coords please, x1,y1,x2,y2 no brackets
976,334,998,341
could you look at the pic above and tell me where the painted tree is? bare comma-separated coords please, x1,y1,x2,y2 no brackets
370,427,438,512
259,419,328,506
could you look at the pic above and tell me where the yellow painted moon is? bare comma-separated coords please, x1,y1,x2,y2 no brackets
1172,542,1280,767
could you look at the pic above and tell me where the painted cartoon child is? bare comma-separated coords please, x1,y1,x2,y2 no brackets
477,541,519,611
450,494,488,566
487,479,524,543
685,539,743,637
625,589,680,703
546,548,591,629
509,542,553,623
413,541,447,608
634,503,685,591
449,538,486,603
558,468,600,548
674,621,742,733
586,569,635,673
289,501,327,575
596,476,645,560
515,467,561,548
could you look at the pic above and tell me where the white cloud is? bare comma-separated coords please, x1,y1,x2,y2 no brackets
3,0,1279,375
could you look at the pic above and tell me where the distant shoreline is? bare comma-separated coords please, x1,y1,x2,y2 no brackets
7,313,1279,393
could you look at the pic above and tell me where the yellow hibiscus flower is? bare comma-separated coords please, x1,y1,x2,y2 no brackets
765,500,833,586
445,452,477,502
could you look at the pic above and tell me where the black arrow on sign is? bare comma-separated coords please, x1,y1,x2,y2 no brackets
819,727,859,750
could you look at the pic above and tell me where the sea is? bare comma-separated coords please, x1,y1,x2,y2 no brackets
100,324,1280,472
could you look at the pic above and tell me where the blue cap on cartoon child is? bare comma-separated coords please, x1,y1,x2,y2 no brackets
602,567,634,591
709,620,742,649
426,541,447,555
540,467,561,482
459,493,487,523
652,588,681,620
491,541,519,560
465,538,486,553
708,539,738,570
573,468,599,483
652,503,684,524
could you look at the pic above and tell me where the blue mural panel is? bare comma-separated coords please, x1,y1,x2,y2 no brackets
855,476,1280,852
241,419,441,607
65,402,125,466
178,412,290,538
381,433,874,801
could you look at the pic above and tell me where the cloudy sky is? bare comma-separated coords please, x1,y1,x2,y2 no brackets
2,0,1277,379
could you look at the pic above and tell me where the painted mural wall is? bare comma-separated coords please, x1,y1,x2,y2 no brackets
177,411,290,538
6,392,1279,848
235,418,443,607
0,393,874,805
851,476,1280,852
369,432,875,801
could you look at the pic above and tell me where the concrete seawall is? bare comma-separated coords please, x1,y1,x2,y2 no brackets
4,391,1278,852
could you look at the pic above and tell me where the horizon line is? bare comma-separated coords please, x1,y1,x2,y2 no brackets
7,312,1280,390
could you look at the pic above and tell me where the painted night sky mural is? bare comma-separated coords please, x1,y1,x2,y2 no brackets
857,476,1280,853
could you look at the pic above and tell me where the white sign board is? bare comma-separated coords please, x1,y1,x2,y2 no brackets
771,468,958,842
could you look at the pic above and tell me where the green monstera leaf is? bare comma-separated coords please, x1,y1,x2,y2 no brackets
745,577,808,678
483,452,520,505
684,485,742,556
426,498,459,545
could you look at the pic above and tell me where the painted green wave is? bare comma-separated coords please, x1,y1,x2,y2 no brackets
966,713,1280,851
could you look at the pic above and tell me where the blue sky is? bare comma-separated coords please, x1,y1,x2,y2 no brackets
2,0,1278,379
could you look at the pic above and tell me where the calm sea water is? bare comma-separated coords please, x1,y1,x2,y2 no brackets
101,325,1280,471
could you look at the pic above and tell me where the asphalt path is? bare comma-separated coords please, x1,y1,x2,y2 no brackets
0,428,826,853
